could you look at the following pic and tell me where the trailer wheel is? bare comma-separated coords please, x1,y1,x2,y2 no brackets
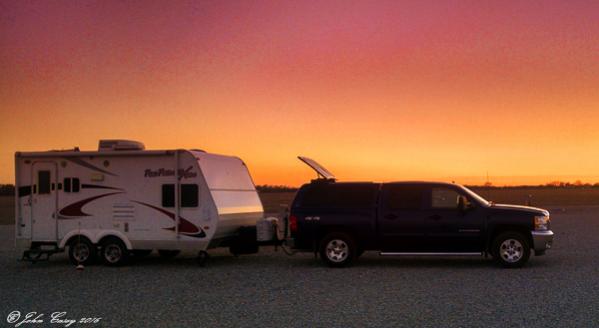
68,237,96,266
100,237,129,266
158,250,180,259
319,232,356,268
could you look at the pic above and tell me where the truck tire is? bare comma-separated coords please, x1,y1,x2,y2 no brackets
100,237,130,266
158,250,180,259
319,232,356,267
492,232,531,268
68,237,96,266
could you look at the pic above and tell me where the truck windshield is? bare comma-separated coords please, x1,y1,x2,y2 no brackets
459,185,490,207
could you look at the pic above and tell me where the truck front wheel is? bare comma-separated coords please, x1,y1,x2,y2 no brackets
319,232,356,268
492,232,531,268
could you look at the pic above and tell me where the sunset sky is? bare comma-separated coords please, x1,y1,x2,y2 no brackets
1,1,598,186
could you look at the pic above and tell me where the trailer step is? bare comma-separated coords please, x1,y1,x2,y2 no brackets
21,248,62,263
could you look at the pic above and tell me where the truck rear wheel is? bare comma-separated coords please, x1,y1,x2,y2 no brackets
68,237,96,266
100,237,130,266
492,232,531,268
319,232,356,267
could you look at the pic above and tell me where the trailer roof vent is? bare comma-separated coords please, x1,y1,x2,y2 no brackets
98,139,145,151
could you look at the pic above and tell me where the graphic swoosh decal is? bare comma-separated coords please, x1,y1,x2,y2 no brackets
65,157,117,176
59,192,123,217
132,201,206,238
81,184,123,191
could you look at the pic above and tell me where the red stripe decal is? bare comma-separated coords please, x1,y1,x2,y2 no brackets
59,192,123,217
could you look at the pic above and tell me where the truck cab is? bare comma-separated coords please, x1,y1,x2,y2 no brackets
288,157,554,268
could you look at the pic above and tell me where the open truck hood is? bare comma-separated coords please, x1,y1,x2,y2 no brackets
298,156,336,180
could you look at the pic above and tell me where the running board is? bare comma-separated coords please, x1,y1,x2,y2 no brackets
379,252,483,256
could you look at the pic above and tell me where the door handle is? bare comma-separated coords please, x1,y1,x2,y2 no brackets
384,214,398,220
428,214,442,221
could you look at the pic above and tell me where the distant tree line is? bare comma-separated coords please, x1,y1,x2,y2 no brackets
2,182,599,196
469,180,599,190
255,185,298,193
0,184,15,196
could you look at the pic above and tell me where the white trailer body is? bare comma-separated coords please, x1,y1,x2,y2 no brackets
15,140,263,256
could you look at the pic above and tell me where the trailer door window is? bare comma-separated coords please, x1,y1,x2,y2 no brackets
38,171,51,194
162,184,199,208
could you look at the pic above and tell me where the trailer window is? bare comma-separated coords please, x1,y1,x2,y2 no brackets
63,178,80,193
181,184,198,207
72,178,80,192
38,171,51,194
162,184,175,207
162,184,199,208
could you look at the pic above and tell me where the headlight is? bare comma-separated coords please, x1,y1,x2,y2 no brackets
534,215,550,231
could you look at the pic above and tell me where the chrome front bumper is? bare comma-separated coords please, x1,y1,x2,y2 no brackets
532,230,554,255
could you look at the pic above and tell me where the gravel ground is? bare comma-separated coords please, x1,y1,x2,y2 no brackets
1,206,598,327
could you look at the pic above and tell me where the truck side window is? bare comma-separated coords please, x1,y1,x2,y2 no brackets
162,184,199,208
38,171,51,194
64,178,71,192
386,185,424,210
431,188,461,209
300,184,377,209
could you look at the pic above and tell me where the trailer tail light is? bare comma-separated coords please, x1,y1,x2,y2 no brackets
289,215,298,234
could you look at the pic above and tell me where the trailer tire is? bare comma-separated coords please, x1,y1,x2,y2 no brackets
68,237,96,266
158,250,180,259
100,237,130,266
319,232,356,268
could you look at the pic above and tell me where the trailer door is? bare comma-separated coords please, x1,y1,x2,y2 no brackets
31,162,58,241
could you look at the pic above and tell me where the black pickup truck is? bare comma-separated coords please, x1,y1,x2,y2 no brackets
287,157,554,268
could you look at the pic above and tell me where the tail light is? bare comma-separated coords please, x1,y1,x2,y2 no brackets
289,214,298,234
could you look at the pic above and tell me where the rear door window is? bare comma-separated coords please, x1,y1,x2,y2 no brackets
384,185,425,210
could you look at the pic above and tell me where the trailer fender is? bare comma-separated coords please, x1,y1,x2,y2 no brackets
59,230,133,250
59,230,97,249
95,231,133,250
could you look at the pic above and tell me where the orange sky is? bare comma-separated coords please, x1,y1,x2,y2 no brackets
1,1,599,186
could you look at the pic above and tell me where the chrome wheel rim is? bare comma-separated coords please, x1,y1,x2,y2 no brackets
73,243,90,262
325,239,349,263
104,244,122,263
500,239,523,263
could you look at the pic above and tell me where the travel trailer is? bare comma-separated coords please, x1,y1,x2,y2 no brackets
15,140,265,266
